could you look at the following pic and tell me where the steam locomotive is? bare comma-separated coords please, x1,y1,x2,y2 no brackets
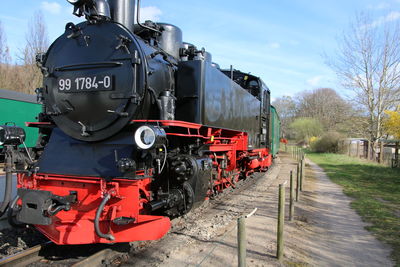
0,0,280,245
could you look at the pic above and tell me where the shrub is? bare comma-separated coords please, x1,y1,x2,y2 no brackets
309,136,318,145
289,118,323,143
383,107,400,139
312,131,342,153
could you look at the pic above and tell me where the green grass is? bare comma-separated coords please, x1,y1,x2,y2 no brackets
307,153,400,266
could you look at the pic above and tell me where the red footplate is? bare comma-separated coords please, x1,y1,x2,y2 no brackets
17,173,171,245
36,215,171,244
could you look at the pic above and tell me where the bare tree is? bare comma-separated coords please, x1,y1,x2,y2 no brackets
20,11,49,94
272,96,297,138
296,88,351,131
0,20,6,63
328,14,400,142
0,20,13,89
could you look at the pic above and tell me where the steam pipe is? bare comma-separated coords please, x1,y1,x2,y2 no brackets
144,199,167,212
94,193,115,241
136,0,161,34
8,196,25,228
0,148,13,217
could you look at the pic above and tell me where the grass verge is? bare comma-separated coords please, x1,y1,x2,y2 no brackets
307,153,400,266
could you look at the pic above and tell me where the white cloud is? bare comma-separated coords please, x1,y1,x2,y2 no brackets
41,1,62,15
307,75,323,87
139,6,162,22
386,11,400,21
367,11,400,28
268,42,280,49
0,15,25,23
367,2,390,9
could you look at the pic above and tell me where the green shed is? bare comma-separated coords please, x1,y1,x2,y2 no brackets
0,89,41,148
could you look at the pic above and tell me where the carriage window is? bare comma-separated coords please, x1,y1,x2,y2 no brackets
246,79,260,98
248,80,258,88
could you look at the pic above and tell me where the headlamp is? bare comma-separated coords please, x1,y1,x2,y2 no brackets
134,125,166,150
0,124,26,146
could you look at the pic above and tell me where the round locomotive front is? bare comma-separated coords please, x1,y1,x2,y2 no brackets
41,21,146,141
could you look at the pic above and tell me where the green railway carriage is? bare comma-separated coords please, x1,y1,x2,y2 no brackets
0,89,41,149
269,105,281,157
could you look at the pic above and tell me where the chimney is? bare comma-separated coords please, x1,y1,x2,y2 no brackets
108,0,136,33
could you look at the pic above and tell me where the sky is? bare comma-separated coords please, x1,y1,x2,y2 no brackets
0,0,399,99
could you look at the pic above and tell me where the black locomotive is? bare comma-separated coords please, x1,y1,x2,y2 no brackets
0,0,277,244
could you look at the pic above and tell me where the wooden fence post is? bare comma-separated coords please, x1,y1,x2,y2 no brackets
379,141,384,164
300,158,303,191
296,163,300,201
289,170,294,221
237,217,246,267
277,183,285,260
301,155,305,190
348,141,351,157
356,141,360,158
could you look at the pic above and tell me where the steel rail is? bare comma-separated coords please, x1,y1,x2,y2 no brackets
72,248,127,267
0,242,50,267
0,242,128,267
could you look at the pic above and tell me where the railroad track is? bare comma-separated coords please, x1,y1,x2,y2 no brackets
0,242,50,267
210,161,279,204
0,242,129,267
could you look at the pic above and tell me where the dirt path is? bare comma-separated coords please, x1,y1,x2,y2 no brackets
123,153,393,266
294,160,394,266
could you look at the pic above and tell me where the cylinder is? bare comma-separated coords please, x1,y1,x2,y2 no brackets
211,62,220,69
247,158,260,169
95,0,111,18
180,42,192,61
108,0,135,33
158,90,175,120
144,199,167,211
156,23,183,59
203,51,212,63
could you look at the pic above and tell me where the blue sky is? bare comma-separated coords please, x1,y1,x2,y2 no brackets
1,0,399,99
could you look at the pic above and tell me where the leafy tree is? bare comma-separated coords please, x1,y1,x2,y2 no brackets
289,118,323,143
383,107,400,139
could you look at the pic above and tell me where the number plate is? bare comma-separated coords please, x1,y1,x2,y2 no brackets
57,75,114,92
